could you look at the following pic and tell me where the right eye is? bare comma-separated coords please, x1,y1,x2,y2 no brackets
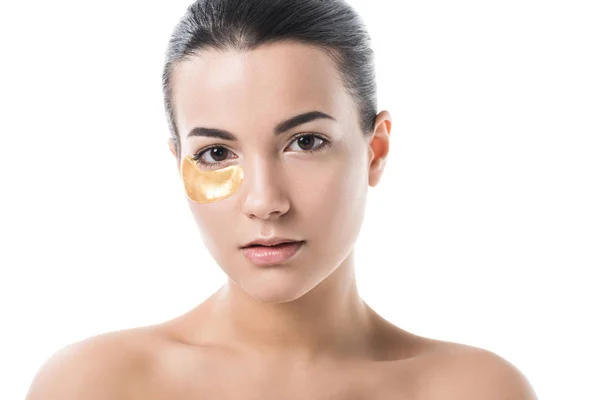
192,146,237,169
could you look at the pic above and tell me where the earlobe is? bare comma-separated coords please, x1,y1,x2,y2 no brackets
367,110,392,187
167,138,181,175
167,138,177,158
368,158,386,187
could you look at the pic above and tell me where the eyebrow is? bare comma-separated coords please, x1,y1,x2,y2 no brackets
186,110,337,141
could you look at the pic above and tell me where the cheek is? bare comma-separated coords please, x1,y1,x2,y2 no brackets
187,201,236,252
288,152,367,223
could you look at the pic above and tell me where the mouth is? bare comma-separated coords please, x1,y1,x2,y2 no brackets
240,237,304,249
243,241,299,248
240,241,305,266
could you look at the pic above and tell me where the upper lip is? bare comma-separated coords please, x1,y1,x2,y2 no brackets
241,237,303,248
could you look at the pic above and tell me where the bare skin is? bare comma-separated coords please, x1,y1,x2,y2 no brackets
25,314,536,399
25,41,537,399
124,302,463,400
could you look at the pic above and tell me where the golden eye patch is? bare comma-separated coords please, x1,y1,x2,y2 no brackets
180,154,244,203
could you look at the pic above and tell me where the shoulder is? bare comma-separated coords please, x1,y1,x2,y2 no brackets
24,326,164,400
416,343,538,400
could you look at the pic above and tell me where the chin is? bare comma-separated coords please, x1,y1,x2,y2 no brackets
236,269,322,304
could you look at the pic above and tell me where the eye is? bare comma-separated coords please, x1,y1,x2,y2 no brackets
287,134,330,153
192,146,237,168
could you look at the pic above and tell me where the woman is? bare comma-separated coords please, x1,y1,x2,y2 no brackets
26,0,537,398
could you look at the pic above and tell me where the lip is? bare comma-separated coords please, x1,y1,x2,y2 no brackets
241,241,305,266
241,237,302,248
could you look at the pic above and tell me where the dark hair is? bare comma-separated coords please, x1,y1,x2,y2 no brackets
162,0,378,160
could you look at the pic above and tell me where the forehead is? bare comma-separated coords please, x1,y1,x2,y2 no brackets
171,41,352,136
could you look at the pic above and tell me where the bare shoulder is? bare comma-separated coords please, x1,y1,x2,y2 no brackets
414,340,538,400
24,326,163,400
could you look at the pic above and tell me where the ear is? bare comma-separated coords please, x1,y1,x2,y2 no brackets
368,110,392,187
167,138,181,176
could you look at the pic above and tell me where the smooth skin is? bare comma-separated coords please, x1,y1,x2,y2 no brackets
25,41,537,399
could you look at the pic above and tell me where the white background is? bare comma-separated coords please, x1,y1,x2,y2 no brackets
1,1,598,399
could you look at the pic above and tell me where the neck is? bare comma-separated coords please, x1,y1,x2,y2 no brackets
199,250,376,362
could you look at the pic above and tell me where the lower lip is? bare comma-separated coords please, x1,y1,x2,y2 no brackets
241,241,304,266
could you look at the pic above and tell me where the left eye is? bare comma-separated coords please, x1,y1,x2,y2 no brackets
287,134,326,152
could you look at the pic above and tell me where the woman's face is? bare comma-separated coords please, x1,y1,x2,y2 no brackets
169,41,387,303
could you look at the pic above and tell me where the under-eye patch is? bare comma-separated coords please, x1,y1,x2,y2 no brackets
180,154,244,203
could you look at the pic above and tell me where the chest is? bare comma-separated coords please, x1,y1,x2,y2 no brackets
145,358,419,400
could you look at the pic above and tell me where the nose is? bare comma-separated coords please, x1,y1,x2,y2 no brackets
241,157,290,220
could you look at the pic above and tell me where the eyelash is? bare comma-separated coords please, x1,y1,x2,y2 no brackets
191,133,332,169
